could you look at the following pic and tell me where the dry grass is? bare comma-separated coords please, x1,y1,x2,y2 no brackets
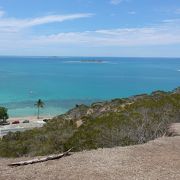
0,129,180,180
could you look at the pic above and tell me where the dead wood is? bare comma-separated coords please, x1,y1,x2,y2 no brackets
8,148,72,167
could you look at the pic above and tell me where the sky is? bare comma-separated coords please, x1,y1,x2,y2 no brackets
0,0,180,57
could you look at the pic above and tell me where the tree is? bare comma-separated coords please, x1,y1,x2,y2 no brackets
0,107,9,124
34,99,45,119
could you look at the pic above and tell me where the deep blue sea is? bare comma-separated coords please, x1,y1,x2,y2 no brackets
0,56,180,117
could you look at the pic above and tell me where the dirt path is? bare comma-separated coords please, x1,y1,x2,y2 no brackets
0,125,180,180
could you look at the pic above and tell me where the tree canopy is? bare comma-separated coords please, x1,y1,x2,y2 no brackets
0,107,9,121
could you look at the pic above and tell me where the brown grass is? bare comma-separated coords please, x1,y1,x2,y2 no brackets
0,125,180,180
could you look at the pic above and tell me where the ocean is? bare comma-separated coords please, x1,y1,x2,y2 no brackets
0,56,180,117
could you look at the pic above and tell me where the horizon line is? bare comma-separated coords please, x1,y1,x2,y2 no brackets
0,55,180,59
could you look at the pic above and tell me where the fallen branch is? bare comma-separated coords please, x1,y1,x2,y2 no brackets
8,148,72,167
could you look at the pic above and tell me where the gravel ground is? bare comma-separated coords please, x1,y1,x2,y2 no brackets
0,124,180,180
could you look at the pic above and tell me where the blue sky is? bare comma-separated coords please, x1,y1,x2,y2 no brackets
0,0,180,57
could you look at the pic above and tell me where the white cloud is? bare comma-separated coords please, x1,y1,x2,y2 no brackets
0,13,94,32
162,19,180,25
110,0,124,5
128,11,136,15
0,10,5,18
27,19,180,48
175,8,180,14
110,0,130,5
32,28,179,47
0,9,180,55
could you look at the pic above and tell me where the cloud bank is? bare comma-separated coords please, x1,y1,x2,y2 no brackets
31,19,180,47
0,8,180,56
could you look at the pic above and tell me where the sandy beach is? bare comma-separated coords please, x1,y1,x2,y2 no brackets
0,116,53,137
7,116,53,123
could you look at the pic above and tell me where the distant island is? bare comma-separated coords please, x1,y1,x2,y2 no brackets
80,60,105,63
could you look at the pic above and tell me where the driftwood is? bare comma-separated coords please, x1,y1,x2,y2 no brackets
8,148,72,167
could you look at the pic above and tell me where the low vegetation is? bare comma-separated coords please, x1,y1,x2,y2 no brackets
0,88,179,157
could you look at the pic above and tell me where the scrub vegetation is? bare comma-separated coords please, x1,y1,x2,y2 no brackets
0,88,179,157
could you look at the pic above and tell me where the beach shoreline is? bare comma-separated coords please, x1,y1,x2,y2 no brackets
7,116,53,123
0,116,53,137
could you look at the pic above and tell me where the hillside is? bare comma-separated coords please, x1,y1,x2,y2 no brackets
0,87,179,157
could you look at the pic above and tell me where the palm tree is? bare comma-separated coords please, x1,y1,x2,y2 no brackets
34,99,45,119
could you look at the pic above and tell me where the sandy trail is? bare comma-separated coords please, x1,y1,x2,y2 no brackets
0,124,179,180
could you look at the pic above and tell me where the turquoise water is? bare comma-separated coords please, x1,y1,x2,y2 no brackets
0,56,180,117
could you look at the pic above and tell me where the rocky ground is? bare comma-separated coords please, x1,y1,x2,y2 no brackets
0,123,180,180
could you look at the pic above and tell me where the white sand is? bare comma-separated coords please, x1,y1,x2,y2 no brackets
7,116,52,123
